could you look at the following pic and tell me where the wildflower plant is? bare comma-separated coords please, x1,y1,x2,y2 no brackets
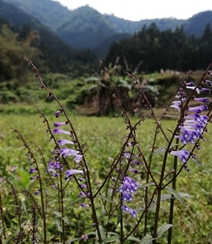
1,58,212,243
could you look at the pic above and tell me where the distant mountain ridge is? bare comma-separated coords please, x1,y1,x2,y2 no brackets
1,0,212,58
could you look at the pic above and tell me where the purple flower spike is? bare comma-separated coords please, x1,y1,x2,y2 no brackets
53,128,70,135
58,139,74,146
54,122,67,127
170,150,190,163
65,169,83,180
188,105,208,113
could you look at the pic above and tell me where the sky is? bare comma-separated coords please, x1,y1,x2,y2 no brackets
55,0,212,21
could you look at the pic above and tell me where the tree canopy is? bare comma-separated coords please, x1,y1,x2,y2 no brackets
105,23,212,73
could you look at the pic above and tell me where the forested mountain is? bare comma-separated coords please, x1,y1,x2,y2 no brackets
1,0,71,31
105,23,212,73
0,0,97,74
2,0,212,58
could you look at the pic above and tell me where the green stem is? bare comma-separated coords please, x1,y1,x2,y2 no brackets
168,139,179,244
144,126,159,235
153,149,169,243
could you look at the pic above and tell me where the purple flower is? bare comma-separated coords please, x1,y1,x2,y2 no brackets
118,177,138,193
123,153,131,159
65,169,83,180
121,205,136,218
185,82,194,86
186,86,200,94
29,167,37,174
199,88,210,93
34,190,40,195
54,122,67,127
55,110,62,118
53,128,70,135
30,175,38,180
184,114,208,124
78,192,86,197
170,100,182,111
129,209,137,218
60,148,80,157
47,161,63,177
193,97,210,103
204,79,212,86
119,176,138,217
188,105,208,113
74,154,83,163
81,234,88,241
170,150,190,163
80,203,89,207
122,192,133,201
80,184,87,189
58,139,74,146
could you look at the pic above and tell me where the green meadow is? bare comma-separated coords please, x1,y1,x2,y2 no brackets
1,110,212,243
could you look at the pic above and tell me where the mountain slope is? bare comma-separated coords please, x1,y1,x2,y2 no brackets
183,11,212,37
2,0,212,58
2,0,70,30
0,0,96,72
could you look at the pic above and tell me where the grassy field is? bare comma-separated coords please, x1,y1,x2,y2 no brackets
1,110,212,243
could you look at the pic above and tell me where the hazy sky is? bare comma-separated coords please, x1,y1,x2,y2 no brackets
55,0,212,21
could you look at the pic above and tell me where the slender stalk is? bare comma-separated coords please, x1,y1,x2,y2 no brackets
60,175,66,243
144,125,159,235
25,57,103,243
14,130,47,243
0,191,6,242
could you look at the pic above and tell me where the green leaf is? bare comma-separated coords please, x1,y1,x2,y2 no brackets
165,187,185,205
65,238,81,243
53,211,62,218
97,195,114,203
154,147,167,154
67,197,83,206
55,219,62,232
191,156,201,166
157,224,173,237
62,216,70,225
139,182,156,189
103,235,119,243
85,77,99,82
98,225,106,241
140,233,156,244
161,194,172,201
178,192,193,198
